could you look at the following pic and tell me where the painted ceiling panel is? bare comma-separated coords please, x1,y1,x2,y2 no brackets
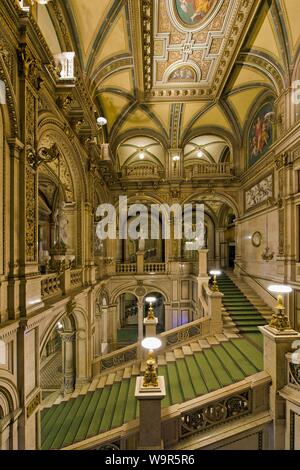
99,93,130,131
93,9,130,70
227,88,263,127
181,103,208,134
247,8,283,65
281,0,300,53
191,105,233,133
230,65,271,89
69,0,112,58
148,104,171,133
101,70,134,95
119,109,162,135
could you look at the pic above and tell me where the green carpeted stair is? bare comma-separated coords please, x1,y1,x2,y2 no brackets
218,273,267,334
41,335,263,450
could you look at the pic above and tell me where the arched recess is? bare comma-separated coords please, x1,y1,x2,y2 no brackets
182,126,239,174
37,117,88,266
40,305,89,397
0,374,20,450
94,288,110,355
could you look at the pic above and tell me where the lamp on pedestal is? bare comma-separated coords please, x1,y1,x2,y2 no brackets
267,284,293,332
145,296,156,321
141,337,161,388
210,270,222,292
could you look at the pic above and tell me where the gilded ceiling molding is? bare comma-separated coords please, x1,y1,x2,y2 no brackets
142,0,259,102
86,0,128,74
170,103,183,148
269,0,292,72
90,57,133,97
238,52,285,95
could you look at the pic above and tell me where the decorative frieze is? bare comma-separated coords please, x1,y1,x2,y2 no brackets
245,174,273,211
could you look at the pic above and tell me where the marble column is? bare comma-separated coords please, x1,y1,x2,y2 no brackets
61,331,75,395
137,301,144,342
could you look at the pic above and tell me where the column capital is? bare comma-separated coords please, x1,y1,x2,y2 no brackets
60,330,75,342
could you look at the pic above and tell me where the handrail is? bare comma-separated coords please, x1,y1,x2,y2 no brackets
234,263,277,301
92,317,210,375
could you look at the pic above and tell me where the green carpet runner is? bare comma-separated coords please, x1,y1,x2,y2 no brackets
41,336,263,450
41,273,268,450
218,273,267,334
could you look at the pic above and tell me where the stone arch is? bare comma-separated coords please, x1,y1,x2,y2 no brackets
0,373,20,449
182,190,240,219
37,117,88,202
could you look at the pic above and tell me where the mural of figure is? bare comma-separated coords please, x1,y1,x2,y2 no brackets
176,0,215,25
249,102,273,167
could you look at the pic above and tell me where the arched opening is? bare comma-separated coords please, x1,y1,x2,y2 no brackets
40,321,64,399
117,293,138,347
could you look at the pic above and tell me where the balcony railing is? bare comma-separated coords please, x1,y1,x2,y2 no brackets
185,162,232,179
116,263,137,274
144,263,166,273
121,164,163,179
41,273,61,300
70,268,83,288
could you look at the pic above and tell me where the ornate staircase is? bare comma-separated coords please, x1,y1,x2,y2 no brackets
41,271,273,450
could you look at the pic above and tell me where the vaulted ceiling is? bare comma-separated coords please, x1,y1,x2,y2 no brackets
37,0,300,167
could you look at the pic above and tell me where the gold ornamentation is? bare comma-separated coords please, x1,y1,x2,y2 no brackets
147,302,155,320
269,295,290,331
27,143,60,171
143,350,158,388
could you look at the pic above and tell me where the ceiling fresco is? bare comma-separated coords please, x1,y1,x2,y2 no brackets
36,0,300,168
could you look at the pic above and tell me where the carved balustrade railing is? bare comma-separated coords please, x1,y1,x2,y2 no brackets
41,273,61,300
286,353,300,390
160,318,210,349
70,268,83,288
92,344,138,376
121,164,163,179
116,263,137,274
185,162,232,179
144,262,166,273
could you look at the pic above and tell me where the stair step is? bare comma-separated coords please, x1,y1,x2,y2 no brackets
165,351,176,362
79,383,90,395
97,376,107,389
174,348,185,359
206,336,220,346
106,373,116,385
123,367,132,379
198,339,210,349
157,354,167,365
190,341,201,352
182,345,193,356
88,378,99,392
215,333,229,342
115,369,124,382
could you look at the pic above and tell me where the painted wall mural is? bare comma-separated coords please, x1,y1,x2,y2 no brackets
168,66,196,82
245,174,273,211
248,102,274,167
175,0,217,26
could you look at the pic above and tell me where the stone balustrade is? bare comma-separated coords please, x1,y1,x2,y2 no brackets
185,162,232,179
41,273,61,300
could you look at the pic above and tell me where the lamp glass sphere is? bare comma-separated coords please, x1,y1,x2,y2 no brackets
96,116,107,126
141,337,162,351
268,285,293,294
210,270,222,276
145,296,156,303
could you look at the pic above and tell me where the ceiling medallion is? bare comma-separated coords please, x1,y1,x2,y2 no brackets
171,0,219,31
